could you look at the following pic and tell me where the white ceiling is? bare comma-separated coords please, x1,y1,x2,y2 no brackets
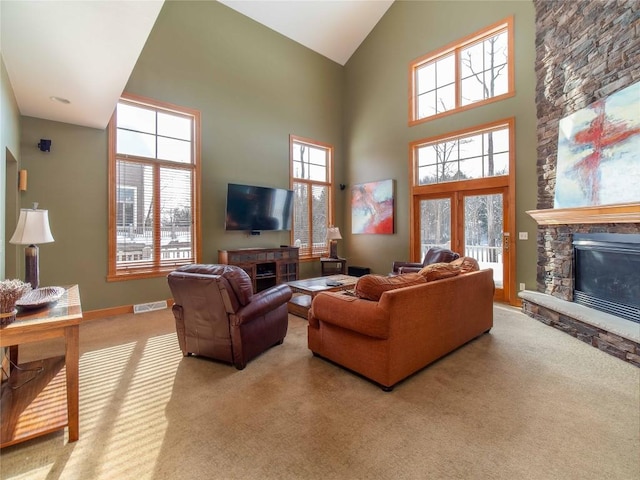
1,0,393,130
219,0,393,65
1,0,165,130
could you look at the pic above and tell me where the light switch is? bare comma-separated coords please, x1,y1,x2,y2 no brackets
519,232,528,240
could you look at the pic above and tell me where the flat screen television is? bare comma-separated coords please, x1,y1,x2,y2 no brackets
225,183,294,231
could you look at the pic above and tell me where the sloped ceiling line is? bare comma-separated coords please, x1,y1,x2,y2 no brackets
1,0,393,130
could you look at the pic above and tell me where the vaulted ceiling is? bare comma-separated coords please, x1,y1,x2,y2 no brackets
1,0,393,129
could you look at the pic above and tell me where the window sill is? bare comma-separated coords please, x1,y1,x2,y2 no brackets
107,267,181,282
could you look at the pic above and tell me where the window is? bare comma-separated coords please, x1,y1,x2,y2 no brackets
411,121,511,186
108,94,201,280
412,122,511,186
409,16,514,125
290,135,334,259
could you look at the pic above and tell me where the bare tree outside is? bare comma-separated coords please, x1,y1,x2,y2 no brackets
418,137,459,248
459,33,508,254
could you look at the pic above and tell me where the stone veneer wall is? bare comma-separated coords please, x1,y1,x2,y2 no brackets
535,0,639,210
533,0,640,296
527,0,640,365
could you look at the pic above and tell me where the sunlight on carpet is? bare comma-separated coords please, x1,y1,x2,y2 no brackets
4,332,183,480
76,333,182,479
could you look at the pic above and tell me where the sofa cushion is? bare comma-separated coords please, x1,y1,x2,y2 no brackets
450,256,480,274
355,273,426,301
418,262,461,281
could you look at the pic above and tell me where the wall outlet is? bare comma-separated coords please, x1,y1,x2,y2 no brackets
519,283,526,291
519,231,528,240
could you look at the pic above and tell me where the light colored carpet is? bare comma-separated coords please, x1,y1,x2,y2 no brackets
1,304,639,480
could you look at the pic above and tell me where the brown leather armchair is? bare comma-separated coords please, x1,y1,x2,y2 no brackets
391,247,460,275
167,264,292,369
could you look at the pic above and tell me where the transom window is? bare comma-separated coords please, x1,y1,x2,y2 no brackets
108,94,201,280
410,16,514,125
411,121,511,186
290,135,334,259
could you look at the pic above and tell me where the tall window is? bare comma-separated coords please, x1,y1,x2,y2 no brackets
108,94,201,280
290,135,334,259
409,16,514,125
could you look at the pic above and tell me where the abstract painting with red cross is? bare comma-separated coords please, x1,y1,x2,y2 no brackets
555,81,640,208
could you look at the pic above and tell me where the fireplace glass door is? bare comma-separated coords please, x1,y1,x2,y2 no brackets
573,233,640,323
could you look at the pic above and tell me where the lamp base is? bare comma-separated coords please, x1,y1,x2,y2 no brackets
25,244,40,289
329,240,338,259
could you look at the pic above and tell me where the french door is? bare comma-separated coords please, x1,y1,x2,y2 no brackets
414,187,511,301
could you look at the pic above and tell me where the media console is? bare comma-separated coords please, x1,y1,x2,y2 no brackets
218,246,299,292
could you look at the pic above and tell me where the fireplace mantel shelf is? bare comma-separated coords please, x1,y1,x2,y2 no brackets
527,203,640,225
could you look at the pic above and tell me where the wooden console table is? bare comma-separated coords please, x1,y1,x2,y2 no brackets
0,285,82,448
219,246,299,292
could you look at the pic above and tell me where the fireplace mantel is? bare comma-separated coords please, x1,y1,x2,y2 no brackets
527,203,640,225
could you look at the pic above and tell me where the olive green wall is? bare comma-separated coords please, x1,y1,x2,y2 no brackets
18,116,148,310
343,0,538,293
127,0,345,279
1,56,21,280
12,0,539,311
17,0,344,311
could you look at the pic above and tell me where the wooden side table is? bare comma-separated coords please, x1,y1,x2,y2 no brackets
321,257,347,276
0,285,82,448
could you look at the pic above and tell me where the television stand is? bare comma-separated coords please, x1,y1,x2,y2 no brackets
218,246,299,293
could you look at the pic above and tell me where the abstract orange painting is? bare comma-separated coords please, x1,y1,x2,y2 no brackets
351,179,394,234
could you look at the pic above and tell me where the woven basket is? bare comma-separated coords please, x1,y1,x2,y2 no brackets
0,309,17,326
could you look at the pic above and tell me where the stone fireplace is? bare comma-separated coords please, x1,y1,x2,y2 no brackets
520,1,640,366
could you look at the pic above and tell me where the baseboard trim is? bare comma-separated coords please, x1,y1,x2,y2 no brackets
83,298,174,321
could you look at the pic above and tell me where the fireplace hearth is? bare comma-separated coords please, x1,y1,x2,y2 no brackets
573,233,640,324
519,222,640,367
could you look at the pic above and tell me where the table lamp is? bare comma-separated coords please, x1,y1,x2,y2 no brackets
9,203,55,289
326,226,342,259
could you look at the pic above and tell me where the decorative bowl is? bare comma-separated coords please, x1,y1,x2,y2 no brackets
16,286,65,310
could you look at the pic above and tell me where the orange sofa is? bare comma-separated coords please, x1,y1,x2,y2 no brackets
308,268,494,390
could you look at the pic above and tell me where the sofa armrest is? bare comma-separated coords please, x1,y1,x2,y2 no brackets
391,261,422,274
309,292,390,339
397,266,422,274
232,284,292,326
171,304,187,355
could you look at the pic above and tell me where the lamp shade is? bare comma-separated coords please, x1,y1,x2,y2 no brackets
326,227,342,240
9,208,55,245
